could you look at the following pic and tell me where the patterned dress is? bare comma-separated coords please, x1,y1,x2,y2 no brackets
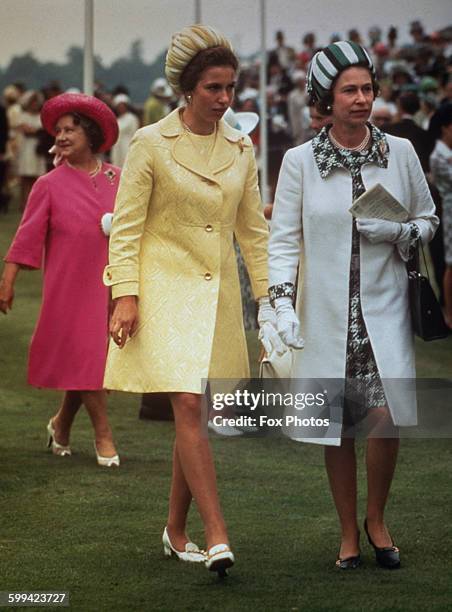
319,126,389,424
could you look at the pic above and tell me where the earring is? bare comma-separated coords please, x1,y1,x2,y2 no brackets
326,105,332,112
186,94,192,104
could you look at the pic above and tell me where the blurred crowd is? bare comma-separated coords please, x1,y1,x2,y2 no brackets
243,21,452,191
1,20,451,212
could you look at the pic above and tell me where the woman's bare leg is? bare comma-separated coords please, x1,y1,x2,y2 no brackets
81,390,117,457
366,407,399,546
169,392,228,550
324,438,360,559
51,390,82,446
166,441,194,550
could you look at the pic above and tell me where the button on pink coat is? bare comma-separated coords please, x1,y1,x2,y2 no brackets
5,162,120,389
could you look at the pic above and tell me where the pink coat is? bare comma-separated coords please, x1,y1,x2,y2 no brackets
6,162,120,389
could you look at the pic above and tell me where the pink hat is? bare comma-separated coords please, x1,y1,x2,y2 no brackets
41,93,119,152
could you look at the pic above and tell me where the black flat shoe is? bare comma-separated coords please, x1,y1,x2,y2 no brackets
335,554,361,570
336,530,361,569
364,519,401,569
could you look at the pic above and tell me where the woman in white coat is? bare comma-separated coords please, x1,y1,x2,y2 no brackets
268,42,438,570
110,94,139,167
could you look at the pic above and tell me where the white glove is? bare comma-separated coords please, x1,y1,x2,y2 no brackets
257,297,287,357
100,213,114,236
48,144,63,167
274,297,304,350
356,218,406,244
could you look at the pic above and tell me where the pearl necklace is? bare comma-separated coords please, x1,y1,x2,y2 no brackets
329,126,371,152
66,158,102,177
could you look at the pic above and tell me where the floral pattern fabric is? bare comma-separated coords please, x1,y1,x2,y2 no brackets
268,281,296,306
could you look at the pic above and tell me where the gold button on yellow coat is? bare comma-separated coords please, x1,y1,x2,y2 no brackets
103,109,269,394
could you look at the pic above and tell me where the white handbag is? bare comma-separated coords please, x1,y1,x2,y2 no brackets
259,349,342,446
259,349,293,379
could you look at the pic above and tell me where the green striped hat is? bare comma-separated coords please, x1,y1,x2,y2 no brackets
307,41,375,101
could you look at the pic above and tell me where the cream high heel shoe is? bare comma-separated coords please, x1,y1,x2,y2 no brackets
162,527,206,563
46,419,71,457
94,443,120,467
205,543,235,577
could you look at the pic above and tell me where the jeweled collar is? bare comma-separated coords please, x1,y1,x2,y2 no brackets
312,123,389,178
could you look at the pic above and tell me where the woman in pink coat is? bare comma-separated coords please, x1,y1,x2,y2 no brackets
0,94,121,467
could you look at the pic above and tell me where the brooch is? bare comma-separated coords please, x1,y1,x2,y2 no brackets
379,140,387,156
238,137,245,154
104,168,116,183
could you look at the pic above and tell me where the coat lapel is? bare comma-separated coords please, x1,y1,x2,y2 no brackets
172,134,216,182
159,108,246,184
209,120,243,176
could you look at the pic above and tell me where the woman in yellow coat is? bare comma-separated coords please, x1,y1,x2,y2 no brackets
103,25,281,575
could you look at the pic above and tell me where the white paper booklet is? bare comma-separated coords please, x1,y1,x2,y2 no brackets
349,183,409,222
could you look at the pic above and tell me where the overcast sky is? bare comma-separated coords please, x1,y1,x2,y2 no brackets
0,0,451,67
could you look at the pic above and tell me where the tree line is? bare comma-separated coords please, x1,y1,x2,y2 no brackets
0,40,166,104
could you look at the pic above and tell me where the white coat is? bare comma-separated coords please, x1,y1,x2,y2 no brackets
268,132,438,436
110,112,140,167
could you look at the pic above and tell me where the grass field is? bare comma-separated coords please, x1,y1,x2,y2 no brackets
1,203,451,611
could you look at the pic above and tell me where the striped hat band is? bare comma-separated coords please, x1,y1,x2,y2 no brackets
307,41,375,101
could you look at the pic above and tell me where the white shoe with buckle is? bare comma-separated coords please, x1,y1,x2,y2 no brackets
94,443,120,467
47,419,72,457
162,527,206,563
205,543,235,576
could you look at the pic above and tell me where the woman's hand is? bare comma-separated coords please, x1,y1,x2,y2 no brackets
257,296,287,357
0,279,14,314
356,219,403,244
109,296,139,348
100,213,114,236
0,264,19,314
274,297,305,350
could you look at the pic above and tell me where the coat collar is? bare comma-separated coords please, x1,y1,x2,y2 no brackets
312,123,390,179
158,108,248,183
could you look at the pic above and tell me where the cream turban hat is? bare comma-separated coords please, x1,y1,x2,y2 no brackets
165,24,233,94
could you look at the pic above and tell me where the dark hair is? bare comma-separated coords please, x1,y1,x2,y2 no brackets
70,112,104,152
315,63,380,115
398,92,420,115
179,46,239,94
307,98,328,115
428,103,452,141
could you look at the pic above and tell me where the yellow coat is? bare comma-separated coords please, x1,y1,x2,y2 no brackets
103,108,269,393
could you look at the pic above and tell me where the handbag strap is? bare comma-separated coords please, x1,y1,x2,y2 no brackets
418,238,431,282
407,237,430,282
